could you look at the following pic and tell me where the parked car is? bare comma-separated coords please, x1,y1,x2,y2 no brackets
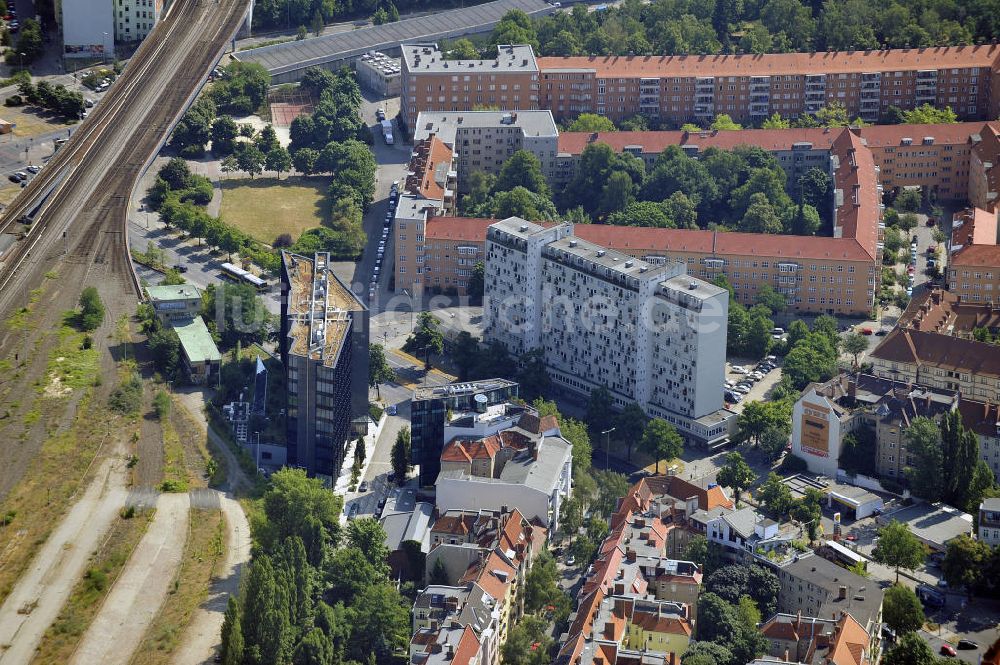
358,480,368,492
957,640,979,650
926,218,936,226
566,555,576,566
732,366,748,374
940,644,957,658
375,107,386,121
26,165,40,173
348,503,359,519
7,173,21,183
15,171,27,180
859,327,873,335
172,264,188,273
386,404,397,416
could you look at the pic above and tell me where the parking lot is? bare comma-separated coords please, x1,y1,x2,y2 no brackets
724,355,782,411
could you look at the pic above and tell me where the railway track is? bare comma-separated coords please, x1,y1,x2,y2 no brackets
0,0,249,317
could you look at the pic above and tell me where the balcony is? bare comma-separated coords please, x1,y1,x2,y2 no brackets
916,69,938,80
861,72,881,82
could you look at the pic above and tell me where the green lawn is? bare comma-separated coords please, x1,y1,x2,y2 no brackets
218,176,326,246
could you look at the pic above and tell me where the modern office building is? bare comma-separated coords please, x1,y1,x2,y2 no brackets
410,378,519,485
279,251,369,481
60,0,115,59
484,218,733,445
355,51,401,96
413,110,559,192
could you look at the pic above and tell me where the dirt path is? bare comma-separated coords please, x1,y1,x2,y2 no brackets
0,457,128,665
167,390,252,664
70,493,190,665
170,493,250,665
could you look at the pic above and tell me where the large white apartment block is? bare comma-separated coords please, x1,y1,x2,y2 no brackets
484,218,732,444
413,110,560,192
61,0,115,59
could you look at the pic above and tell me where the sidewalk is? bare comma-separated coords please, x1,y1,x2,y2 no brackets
334,412,386,496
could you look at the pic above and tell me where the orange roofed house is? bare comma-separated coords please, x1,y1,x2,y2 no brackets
948,206,1000,303
751,610,876,665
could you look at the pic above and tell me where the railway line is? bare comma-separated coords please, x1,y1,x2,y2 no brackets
0,0,249,323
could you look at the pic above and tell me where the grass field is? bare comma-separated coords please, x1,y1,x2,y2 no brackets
218,176,326,245
131,509,225,665
29,511,154,665
3,105,73,138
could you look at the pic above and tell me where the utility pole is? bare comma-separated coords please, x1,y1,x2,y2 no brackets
602,427,616,469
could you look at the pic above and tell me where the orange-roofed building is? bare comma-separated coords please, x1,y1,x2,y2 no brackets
948,207,1000,303
758,611,874,665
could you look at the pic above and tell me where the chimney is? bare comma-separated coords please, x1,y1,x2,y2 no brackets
669,652,678,665
796,609,802,626
838,585,848,600
627,549,637,562
784,649,791,662
446,643,455,659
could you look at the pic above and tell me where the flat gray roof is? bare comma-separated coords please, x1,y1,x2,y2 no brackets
234,0,555,78
881,502,972,548
413,110,558,145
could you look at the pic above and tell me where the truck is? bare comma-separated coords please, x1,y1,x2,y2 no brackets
380,119,394,145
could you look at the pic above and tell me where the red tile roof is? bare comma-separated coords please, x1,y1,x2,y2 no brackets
408,136,453,200
441,437,501,463
425,216,495,241
958,398,1000,439
452,625,481,665
870,327,1000,378
557,128,838,155
950,243,1000,267
537,45,1000,78
857,121,991,148
630,611,693,636
830,128,882,260
432,513,477,536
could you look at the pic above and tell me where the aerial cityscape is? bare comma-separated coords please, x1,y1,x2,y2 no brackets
1,0,1000,664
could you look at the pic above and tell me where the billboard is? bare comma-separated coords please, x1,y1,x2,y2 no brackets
799,403,831,458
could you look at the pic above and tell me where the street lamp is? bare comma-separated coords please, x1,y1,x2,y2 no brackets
17,52,24,70
601,427,616,469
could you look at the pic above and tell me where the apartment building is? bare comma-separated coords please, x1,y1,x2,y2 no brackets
410,378,519,485
413,110,559,192
535,46,1000,126
279,252,369,481
791,373,959,480
436,415,573,529
484,218,733,445
61,0,115,58
871,288,1000,401
400,44,541,131
949,207,1000,303
979,498,1000,547
759,611,875,665
145,284,202,324
115,0,163,43
969,122,1000,210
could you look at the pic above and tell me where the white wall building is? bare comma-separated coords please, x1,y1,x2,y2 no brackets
413,110,560,191
62,0,115,59
115,0,164,43
790,384,848,478
484,218,732,445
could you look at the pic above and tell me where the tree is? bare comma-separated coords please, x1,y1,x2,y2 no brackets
873,520,926,583
516,348,550,401
615,402,647,462
841,333,869,369
717,452,755,506
761,113,790,129
346,583,410,662
683,642,734,665
757,472,794,519
237,144,266,178
710,114,742,131
78,286,106,331
489,9,539,51
445,38,480,60
754,285,787,314
467,261,485,304
428,558,449,585
211,115,239,155
494,149,550,197
502,616,552,665
566,113,616,133
266,147,293,178
736,401,781,446
592,469,630,517
905,416,944,502
883,633,936,665
403,312,444,369
942,533,989,592
368,343,395,398
704,564,780,617
900,104,958,124
883,584,926,634
220,596,244,665
586,386,614,431
240,555,291,665
391,427,411,484
293,148,319,176
895,188,922,212
640,418,683,474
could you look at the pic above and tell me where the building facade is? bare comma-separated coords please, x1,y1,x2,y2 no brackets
115,0,163,43
948,207,1000,303
400,44,541,131
61,0,115,59
356,51,401,96
484,218,733,445
280,251,369,481
413,110,559,192
979,498,1000,547
410,378,519,485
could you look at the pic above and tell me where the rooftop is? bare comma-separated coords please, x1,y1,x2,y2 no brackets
414,110,558,146
146,284,201,302
413,378,518,402
234,0,553,76
404,42,538,74
897,288,1000,336
537,44,1000,78
781,555,883,629
171,316,221,364
425,216,494,242
870,326,1000,379
282,251,365,365
981,498,1000,511
879,502,972,548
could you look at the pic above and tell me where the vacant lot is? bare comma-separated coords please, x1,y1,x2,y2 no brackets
219,176,326,245
3,104,73,138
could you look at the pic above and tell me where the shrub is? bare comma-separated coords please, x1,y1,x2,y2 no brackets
152,390,171,419
109,374,143,414
779,454,808,473
78,287,105,331
368,402,384,422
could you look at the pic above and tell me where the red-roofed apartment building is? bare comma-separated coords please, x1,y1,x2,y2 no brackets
948,206,1000,303
402,43,1000,129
